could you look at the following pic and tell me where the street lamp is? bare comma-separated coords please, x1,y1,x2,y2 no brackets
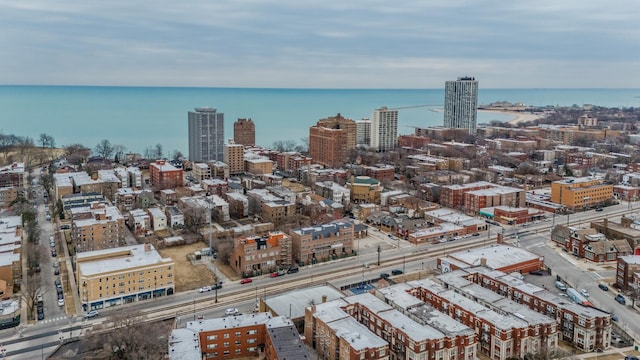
192,297,196,321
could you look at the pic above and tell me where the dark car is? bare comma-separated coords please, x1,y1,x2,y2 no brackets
380,273,390,279
529,270,544,276
54,267,60,275
212,284,222,290
625,356,639,360
51,249,57,257
611,313,618,322
37,310,45,320
287,266,299,274
598,284,609,291
391,269,403,276
595,207,604,212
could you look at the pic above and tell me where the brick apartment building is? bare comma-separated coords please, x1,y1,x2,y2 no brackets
233,118,256,146
550,177,613,211
70,202,126,253
435,267,612,352
231,232,292,277
309,122,353,168
616,255,640,291
290,221,354,265
168,313,309,360
550,225,632,263
224,141,245,175
150,160,183,190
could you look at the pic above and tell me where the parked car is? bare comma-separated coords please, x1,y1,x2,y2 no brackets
55,278,61,289
58,298,65,307
269,272,280,278
51,249,57,257
615,294,626,304
472,233,480,236
212,284,222,290
529,270,544,276
580,289,589,297
595,208,604,212
240,278,253,284
53,261,59,268
555,281,567,291
598,284,609,291
391,269,403,276
54,267,60,275
84,310,99,318
198,286,212,293
380,273,390,279
225,308,239,316
611,313,618,322
37,310,45,320
287,266,299,274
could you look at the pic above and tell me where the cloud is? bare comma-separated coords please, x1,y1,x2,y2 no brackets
0,0,638,87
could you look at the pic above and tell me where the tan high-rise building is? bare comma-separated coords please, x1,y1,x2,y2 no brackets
224,140,245,175
309,114,356,168
233,118,256,146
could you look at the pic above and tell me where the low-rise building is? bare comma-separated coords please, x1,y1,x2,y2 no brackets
147,207,167,232
616,255,640,291
165,206,184,229
550,224,632,262
150,160,183,190
71,203,125,253
290,221,354,265
192,162,211,181
550,177,613,211
348,176,382,204
438,244,543,274
77,244,174,311
168,313,309,360
231,231,292,277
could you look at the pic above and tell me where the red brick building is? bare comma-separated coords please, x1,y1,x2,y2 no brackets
149,160,183,190
616,255,640,291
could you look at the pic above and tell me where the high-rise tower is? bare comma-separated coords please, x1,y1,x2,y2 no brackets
370,107,398,151
444,76,478,134
188,107,224,162
233,118,255,147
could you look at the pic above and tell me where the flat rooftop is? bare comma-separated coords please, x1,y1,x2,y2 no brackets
449,244,540,270
77,244,173,276
265,285,344,320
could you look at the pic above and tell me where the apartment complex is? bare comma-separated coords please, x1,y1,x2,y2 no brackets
348,176,383,204
309,115,356,168
433,267,612,353
289,221,354,265
370,107,398,151
168,313,309,360
444,76,478,135
149,160,183,189
233,118,256,146
0,162,24,188
70,203,126,253
188,107,225,162
355,118,371,146
76,244,174,311
224,141,245,175
0,216,22,299
439,181,525,213
616,255,640,291
438,244,544,274
550,177,613,210
231,231,292,276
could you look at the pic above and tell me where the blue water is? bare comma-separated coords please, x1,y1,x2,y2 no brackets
0,86,638,156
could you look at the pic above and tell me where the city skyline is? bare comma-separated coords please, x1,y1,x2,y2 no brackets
1,1,638,89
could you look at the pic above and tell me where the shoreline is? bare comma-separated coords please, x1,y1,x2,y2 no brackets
478,109,543,125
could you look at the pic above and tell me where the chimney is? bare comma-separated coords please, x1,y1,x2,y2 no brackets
480,257,487,267
144,243,152,252
322,295,327,303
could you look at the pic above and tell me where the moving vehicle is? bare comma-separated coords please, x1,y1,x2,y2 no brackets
198,286,212,293
615,294,626,304
240,278,253,284
269,272,280,278
580,289,589,297
225,308,239,316
85,310,99,318
598,284,609,291
391,269,403,276
595,207,604,212
611,313,618,322
380,273,390,279
555,281,567,291
287,266,299,274
566,288,592,306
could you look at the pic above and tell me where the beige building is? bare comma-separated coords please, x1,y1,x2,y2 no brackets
245,157,273,175
191,163,211,182
348,176,382,204
77,244,174,311
224,140,245,175
550,177,613,210
70,203,126,253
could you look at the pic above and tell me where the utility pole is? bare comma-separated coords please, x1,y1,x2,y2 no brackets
377,246,381,266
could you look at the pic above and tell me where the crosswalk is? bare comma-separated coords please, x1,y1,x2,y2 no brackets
38,316,68,324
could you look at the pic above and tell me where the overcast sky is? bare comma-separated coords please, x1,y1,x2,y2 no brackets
2,1,639,88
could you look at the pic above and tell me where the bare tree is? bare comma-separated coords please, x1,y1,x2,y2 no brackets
65,143,91,165
214,233,234,265
154,143,163,159
20,275,44,320
102,310,170,359
183,205,206,234
113,144,127,163
38,133,55,148
94,139,115,160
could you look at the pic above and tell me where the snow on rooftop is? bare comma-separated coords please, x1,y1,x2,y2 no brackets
77,244,172,276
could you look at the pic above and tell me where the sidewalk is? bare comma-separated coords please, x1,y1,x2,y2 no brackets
574,345,638,359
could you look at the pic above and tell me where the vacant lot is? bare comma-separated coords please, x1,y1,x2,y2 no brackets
159,242,216,292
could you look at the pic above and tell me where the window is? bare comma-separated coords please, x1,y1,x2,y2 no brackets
247,329,257,335
223,333,229,339
247,338,257,344
223,342,229,347
235,331,241,337
207,335,218,340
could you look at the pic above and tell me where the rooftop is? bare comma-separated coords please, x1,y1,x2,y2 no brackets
448,244,540,270
265,285,344,320
329,317,387,351
186,313,291,333
77,244,173,276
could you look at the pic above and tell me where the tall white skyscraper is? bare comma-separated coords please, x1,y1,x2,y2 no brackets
188,107,224,162
370,107,398,151
355,118,371,146
444,76,478,134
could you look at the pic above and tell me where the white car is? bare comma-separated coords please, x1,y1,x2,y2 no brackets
198,286,212,293
58,298,65,306
580,289,589,297
225,308,239,316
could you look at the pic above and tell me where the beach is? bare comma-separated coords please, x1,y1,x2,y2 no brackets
479,109,543,125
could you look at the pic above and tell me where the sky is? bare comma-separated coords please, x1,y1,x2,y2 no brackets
1,1,639,88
